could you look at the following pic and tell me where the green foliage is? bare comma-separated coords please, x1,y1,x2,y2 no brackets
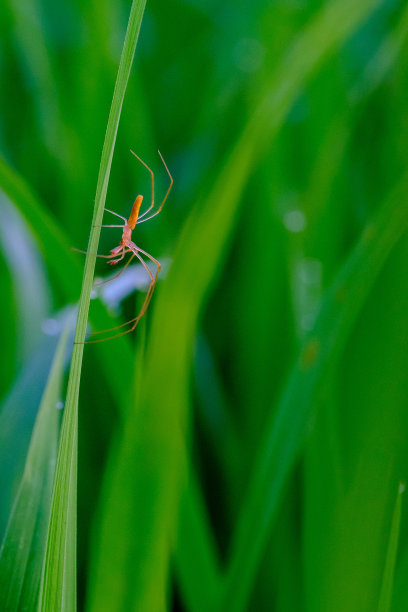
377,483,405,612
0,315,73,610
39,2,146,610
0,0,408,611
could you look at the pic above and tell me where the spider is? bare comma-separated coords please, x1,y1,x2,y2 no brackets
75,150,173,342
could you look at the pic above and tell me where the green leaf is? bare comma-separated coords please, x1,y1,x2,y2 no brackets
219,176,408,612
175,475,222,612
0,156,81,303
0,314,73,611
0,333,64,538
0,193,51,360
377,483,405,612
38,2,147,610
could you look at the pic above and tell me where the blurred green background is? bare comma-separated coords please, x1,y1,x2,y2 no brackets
1,0,408,610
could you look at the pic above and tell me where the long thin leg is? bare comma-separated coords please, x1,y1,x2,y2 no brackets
136,246,161,268
105,208,127,222
89,250,154,337
134,246,161,311
130,150,155,220
94,252,135,286
136,151,173,224
135,253,160,314
112,249,160,328
86,249,159,342
71,247,117,259
93,224,125,228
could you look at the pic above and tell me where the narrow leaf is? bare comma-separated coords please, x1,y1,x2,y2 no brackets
220,176,408,611
175,475,222,612
377,483,405,612
38,1,147,610
0,315,73,611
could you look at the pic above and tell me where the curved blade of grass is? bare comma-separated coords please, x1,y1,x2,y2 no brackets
377,483,405,612
0,314,73,611
239,0,379,157
89,0,379,609
351,2,408,103
7,0,63,158
175,474,222,612
0,156,81,302
0,332,65,538
38,2,146,610
218,174,408,612
0,192,51,359
389,513,408,611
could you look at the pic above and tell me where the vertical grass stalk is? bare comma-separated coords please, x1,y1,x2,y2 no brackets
38,2,147,610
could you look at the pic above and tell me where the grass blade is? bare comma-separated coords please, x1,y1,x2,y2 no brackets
0,315,72,611
175,475,222,612
219,175,408,611
0,156,81,302
0,193,51,359
377,483,405,612
38,2,147,610
0,332,64,538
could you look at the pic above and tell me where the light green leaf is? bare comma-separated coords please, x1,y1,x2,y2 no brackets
377,483,405,612
38,1,147,610
0,156,80,303
175,475,222,612
0,193,51,360
220,175,408,611
0,332,65,538
0,314,73,611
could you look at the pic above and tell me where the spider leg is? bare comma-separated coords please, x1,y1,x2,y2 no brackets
136,151,173,224
105,208,127,223
133,246,161,312
130,150,155,220
94,252,135,287
93,224,125,228
84,246,160,342
71,247,118,259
